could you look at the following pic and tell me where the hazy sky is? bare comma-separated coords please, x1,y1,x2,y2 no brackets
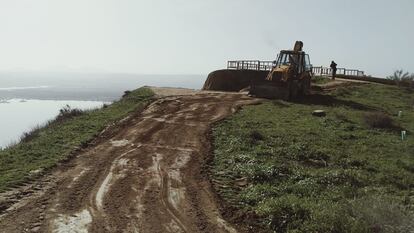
0,0,413,77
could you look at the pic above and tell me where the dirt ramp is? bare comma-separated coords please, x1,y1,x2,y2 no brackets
202,69,268,92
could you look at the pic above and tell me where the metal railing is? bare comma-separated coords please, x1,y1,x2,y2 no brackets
227,60,274,71
227,60,365,77
312,66,365,77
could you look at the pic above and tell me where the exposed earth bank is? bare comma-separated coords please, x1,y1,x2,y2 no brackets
0,88,259,233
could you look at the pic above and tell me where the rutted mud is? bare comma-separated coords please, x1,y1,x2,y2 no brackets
0,91,258,233
53,209,92,233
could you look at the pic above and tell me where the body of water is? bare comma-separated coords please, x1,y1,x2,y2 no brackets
0,72,205,101
0,72,206,148
0,99,106,148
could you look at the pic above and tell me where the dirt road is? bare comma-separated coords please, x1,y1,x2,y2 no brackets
0,90,257,233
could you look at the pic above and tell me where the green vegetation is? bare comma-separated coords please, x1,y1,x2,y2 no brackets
0,87,154,192
387,69,414,88
311,75,332,85
212,84,414,232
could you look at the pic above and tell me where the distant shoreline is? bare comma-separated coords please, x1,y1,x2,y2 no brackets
0,98,110,148
0,85,51,91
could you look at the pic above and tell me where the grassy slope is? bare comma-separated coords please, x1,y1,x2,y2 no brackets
212,84,414,232
0,87,154,192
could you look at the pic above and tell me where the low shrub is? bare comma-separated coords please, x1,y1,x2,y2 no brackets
19,125,43,143
56,105,84,122
249,130,264,144
363,112,398,130
122,90,132,97
387,69,414,89
18,106,85,144
351,196,414,233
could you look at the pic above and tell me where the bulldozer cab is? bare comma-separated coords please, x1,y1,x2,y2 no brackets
273,51,312,75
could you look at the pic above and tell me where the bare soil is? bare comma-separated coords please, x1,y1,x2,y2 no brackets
316,78,368,91
0,89,258,233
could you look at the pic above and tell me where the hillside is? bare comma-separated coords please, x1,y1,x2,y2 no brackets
0,81,413,233
211,82,414,232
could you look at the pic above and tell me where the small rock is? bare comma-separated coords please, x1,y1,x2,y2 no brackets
235,177,248,187
312,110,326,117
32,222,41,227
31,226,41,232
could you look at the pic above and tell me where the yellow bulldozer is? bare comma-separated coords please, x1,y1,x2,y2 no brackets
249,41,313,99
203,41,313,100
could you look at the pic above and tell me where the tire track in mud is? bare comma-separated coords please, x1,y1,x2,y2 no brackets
157,153,188,233
0,92,258,233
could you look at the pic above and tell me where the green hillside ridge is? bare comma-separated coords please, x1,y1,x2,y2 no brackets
211,83,414,232
0,87,154,193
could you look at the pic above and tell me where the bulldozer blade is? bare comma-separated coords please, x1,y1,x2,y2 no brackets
249,83,290,100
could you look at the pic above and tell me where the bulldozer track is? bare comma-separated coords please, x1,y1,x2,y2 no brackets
0,91,258,233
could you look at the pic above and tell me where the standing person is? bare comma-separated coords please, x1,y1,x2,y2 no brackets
330,61,337,80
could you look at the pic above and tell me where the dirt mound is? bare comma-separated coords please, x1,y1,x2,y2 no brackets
202,69,268,92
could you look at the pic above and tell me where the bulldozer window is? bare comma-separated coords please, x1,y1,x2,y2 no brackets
276,53,291,66
289,55,299,66
304,54,312,71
